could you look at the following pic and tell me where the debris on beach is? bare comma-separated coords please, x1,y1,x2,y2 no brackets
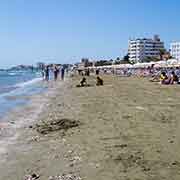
48,173,82,180
89,162,100,169
68,156,82,167
105,144,128,149
31,136,40,142
24,173,40,180
171,161,180,167
35,118,80,134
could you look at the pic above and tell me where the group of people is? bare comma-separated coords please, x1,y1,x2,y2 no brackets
42,65,65,81
77,76,104,87
73,65,180,87
160,71,179,85
91,66,180,85
78,68,90,76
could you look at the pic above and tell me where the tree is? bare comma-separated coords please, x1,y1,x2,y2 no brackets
159,49,166,60
114,60,121,64
123,54,129,61
118,54,135,64
116,57,120,61
114,57,121,64
95,60,112,66
142,56,160,63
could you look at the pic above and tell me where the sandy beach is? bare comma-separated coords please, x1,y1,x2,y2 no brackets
0,75,180,180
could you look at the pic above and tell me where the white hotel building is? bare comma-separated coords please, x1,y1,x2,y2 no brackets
170,42,180,61
128,35,165,63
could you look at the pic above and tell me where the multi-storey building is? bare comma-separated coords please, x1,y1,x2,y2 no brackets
128,35,165,63
170,42,180,61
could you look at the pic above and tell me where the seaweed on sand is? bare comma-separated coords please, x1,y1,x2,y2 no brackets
35,118,80,134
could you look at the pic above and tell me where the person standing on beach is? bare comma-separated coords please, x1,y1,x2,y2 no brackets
96,69,99,75
61,67,65,80
45,66,50,81
54,66,59,81
86,68,90,76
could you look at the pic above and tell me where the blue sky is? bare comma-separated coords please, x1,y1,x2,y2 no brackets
0,0,180,68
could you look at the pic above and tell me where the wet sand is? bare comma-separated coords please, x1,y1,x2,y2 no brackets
0,75,180,180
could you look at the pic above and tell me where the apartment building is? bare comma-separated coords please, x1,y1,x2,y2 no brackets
128,35,165,63
170,42,180,61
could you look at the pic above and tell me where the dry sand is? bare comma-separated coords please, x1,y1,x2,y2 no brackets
0,75,180,180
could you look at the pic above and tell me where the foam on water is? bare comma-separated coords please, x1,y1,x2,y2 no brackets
15,77,42,88
0,71,45,119
8,72,17,76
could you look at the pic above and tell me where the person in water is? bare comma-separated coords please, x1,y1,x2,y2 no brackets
41,69,45,80
45,66,50,81
96,76,103,86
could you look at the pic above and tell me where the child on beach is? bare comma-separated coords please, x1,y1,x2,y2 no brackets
76,77,88,87
96,76,103,86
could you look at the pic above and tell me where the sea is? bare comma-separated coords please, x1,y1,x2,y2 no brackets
0,70,46,120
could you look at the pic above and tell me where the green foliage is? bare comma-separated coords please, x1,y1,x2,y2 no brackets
123,54,129,61
159,48,167,60
141,56,160,63
117,54,135,64
95,60,113,66
116,57,120,61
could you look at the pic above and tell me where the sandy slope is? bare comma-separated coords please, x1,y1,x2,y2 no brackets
0,75,180,180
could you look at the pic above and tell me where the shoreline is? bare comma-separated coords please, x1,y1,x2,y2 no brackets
0,75,180,179
0,74,49,121
0,80,63,160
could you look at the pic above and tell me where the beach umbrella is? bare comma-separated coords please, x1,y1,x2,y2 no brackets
153,60,166,68
133,63,141,68
167,59,178,65
154,64,161,68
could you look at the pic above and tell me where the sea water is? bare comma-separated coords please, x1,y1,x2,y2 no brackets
0,70,46,119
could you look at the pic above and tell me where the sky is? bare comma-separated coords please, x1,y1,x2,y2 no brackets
0,0,180,68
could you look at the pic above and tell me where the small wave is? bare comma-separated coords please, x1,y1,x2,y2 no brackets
0,72,20,77
15,77,42,88
8,73,17,76
0,77,42,97
0,87,18,94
